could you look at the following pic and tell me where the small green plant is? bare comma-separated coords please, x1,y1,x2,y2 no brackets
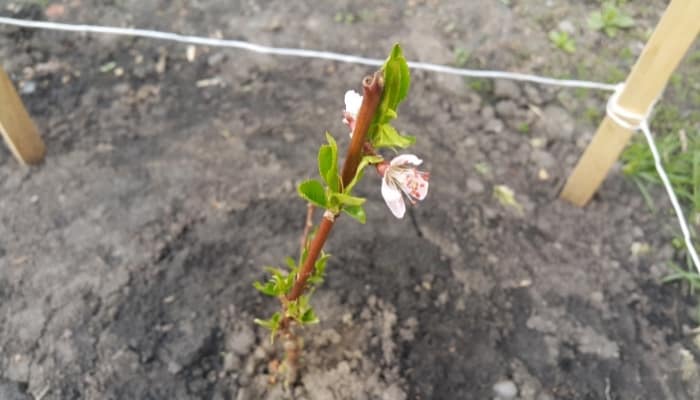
663,248,700,323
474,162,491,177
493,184,524,215
254,44,429,385
605,65,627,84
664,261,700,293
454,47,470,67
622,129,700,216
548,30,576,54
619,47,634,63
516,122,531,134
587,2,634,37
623,128,700,309
334,11,358,24
467,78,493,96
584,106,603,125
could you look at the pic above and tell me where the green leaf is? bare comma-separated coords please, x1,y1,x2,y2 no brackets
633,179,656,212
298,295,312,310
285,257,297,270
332,192,366,206
325,131,338,154
588,3,633,37
395,47,410,105
254,312,282,342
362,155,384,166
367,44,413,150
372,124,416,149
307,275,322,286
370,44,410,130
345,155,384,193
254,312,281,329
587,12,604,30
286,294,317,323
318,145,333,181
254,266,295,297
346,169,366,195
563,41,576,54
343,204,366,224
318,132,340,192
309,252,330,285
379,109,398,125
663,262,700,292
326,194,340,213
253,280,278,296
300,308,319,325
615,14,634,28
298,179,327,208
383,44,410,110
286,300,300,319
382,58,402,115
548,31,575,54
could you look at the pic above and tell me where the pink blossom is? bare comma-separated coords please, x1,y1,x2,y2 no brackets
342,90,362,135
380,154,430,218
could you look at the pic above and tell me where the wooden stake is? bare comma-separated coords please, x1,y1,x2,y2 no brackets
0,66,45,165
561,0,700,206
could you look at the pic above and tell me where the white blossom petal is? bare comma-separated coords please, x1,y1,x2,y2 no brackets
342,112,356,136
390,154,423,167
413,177,429,200
397,170,429,201
344,90,363,117
381,177,406,218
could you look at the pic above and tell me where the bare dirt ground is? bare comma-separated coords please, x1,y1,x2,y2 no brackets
1,1,700,399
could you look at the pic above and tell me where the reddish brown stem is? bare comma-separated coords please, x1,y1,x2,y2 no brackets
286,71,384,302
281,329,301,384
287,213,334,301
341,72,384,187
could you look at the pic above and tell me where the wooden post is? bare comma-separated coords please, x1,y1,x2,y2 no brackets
0,66,45,165
561,0,700,206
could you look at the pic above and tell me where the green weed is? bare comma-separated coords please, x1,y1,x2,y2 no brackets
548,31,576,54
623,128,700,298
517,122,531,134
588,2,634,37
454,48,470,67
467,78,493,96
622,129,700,215
334,11,358,24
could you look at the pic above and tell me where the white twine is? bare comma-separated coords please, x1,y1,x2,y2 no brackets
0,17,618,91
0,16,697,275
606,84,700,276
605,83,656,131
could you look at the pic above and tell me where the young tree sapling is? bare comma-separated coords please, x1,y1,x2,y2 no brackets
254,44,429,384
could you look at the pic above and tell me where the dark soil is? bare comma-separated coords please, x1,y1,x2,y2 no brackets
1,1,700,399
